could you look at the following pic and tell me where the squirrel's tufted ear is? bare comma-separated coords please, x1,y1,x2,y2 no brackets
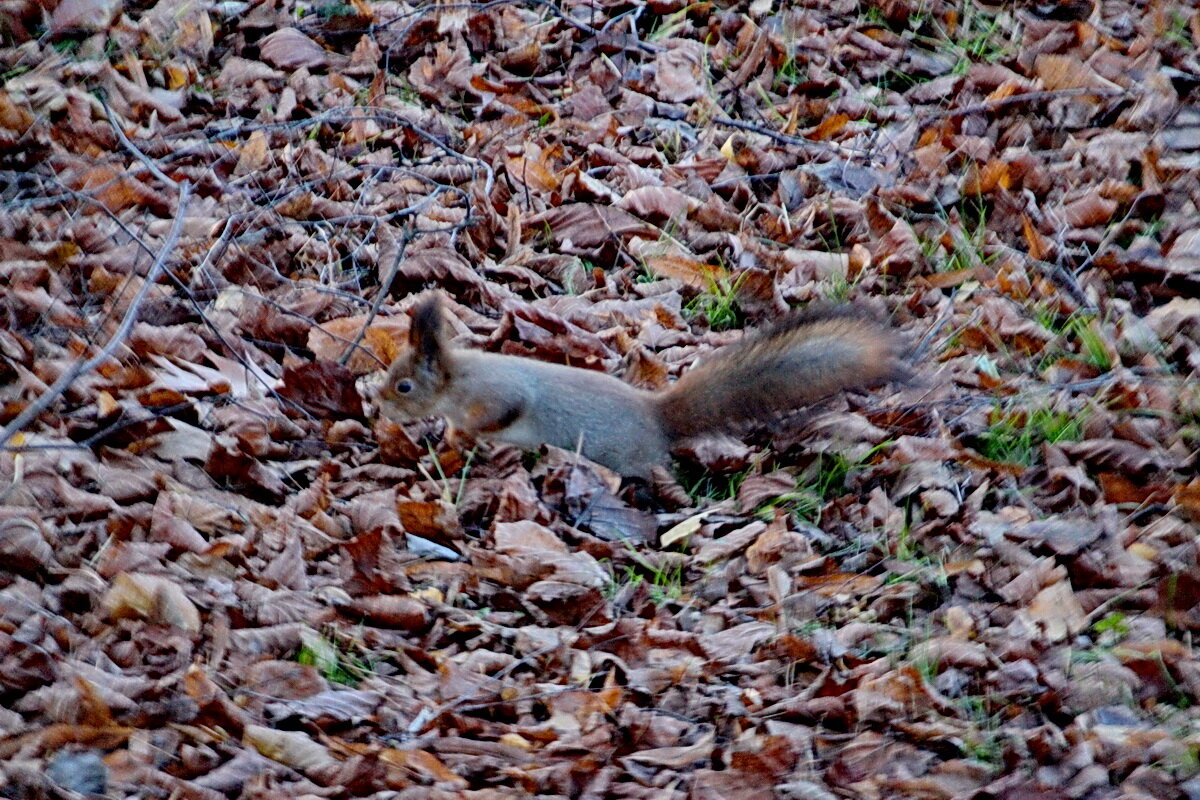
409,295,445,368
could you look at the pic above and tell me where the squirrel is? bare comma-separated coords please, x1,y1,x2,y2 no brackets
375,296,906,479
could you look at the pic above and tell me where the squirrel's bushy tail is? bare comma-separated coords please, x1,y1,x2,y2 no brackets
654,306,907,442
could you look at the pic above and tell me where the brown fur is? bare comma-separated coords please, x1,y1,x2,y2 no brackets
376,298,906,478
655,306,906,440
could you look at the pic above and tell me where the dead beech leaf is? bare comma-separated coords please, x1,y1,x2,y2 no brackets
102,573,201,633
1063,194,1118,228
50,0,121,33
944,606,976,639
278,360,363,420
960,159,1010,195
734,267,787,316
695,521,767,565
1022,214,1052,261
1175,480,1200,523
1156,570,1200,629
526,581,608,626
233,129,270,177
854,667,955,724
239,659,327,702
616,186,694,224
243,724,341,776
643,254,727,288
998,557,1064,604
494,520,607,587
263,689,382,725
1034,54,1121,93
875,218,922,275
807,113,849,141
650,41,706,103
1096,472,1165,505
1022,580,1086,642
0,91,35,133
1019,518,1103,556
0,512,55,572
921,265,987,289
376,747,468,788
1143,296,1200,339
344,595,429,629
262,533,309,591
216,57,287,90
746,518,809,574
1057,439,1180,473
794,571,884,596
622,727,716,768
397,498,463,541
907,637,989,669
737,471,798,510
149,493,208,552
308,315,405,371
506,143,561,194
259,28,343,70
72,164,170,215
408,39,480,98
676,433,754,473
524,203,656,251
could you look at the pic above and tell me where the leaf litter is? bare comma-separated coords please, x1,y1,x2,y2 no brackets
2,0,1200,798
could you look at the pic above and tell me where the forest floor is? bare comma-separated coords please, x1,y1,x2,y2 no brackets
2,0,1200,798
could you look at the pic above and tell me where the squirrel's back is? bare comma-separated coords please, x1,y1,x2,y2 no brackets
452,350,671,474
654,306,905,441
377,296,905,479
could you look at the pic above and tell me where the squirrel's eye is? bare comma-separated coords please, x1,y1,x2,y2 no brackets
396,379,413,394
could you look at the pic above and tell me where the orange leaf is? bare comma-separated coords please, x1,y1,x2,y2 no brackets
1034,54,1120,93
1063,194,1118,228
807,113,849,141
1174,479,1200,522
982,159,1011,192
643,254,727,289
1022,214,1051,261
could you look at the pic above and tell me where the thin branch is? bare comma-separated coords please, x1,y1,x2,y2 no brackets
339,224,414,368
921,86,1128,121
1,182,194,449
101,97,175,187
710,116,844,155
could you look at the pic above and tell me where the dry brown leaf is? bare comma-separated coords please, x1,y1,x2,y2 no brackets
1022,580,1087,642
49,0,121,33
1034,54,1122,93
494,520,607,587
344,595,428,629
1062,194,1119,228
642,254,727,288
649,41,706,103
260,28,344,70
616,186,695,224
102,573,201,633
0,512,54,572
0,91,35,133
243,724,341,777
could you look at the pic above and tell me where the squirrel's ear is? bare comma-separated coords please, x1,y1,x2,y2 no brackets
409,296,445,368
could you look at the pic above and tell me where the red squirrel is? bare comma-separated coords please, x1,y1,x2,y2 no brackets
375,297,906,478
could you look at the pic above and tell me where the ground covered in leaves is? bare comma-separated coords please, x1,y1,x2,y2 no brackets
3,0,1200,797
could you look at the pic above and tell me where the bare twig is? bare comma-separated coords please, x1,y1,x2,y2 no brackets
101,97,175,187
710,116,845,155
375,0,665,54
0,182,194,449
339,224,413,368
920,87,1128,121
